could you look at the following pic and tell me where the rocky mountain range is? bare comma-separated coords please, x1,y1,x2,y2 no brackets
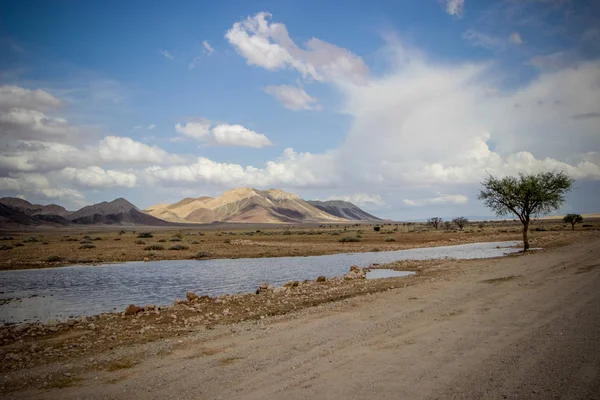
0,189,382,227
145,188,353,224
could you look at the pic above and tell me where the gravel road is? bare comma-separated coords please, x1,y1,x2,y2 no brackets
10,236,600,400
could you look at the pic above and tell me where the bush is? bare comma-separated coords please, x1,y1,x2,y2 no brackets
119,230,127,235
173,232,183,239
169,237,182,242
582,224,593,228
23,237,39,243
0,236,14,241
0,244,13,251
158,239,167,243
83,235,91,240
168,244,189,251
80,240,92,244
385,237,396,242
79,244,96,249
92,237,102,241
46,255,62,262
193,251,212,259
14,243,24,247
191,241,200,244
338,236,362,243
223,239,232,244
144,244,164,251
373,226,381,232
137,232,153,238
135,239,146,245
113,238,121,241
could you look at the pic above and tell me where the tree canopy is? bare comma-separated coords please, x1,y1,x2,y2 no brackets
478,172,573,249
563,214,583,230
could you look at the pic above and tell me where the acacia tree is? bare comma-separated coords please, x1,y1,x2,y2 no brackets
563,214,583,231
428,217,443,230
478,172,573,250
452,217,469,230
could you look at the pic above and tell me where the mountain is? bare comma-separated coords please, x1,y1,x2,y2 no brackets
307,200,382,221
68,198,170,225
0,197,171,227
145,188,349,224
0,197,71,217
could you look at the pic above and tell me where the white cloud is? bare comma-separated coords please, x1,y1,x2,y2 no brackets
61,166,137,188
225,12,368,84
444,0,464,17
326,193,386,208
159,49,174,60
147,124,156,130
264,85,320,110
96,136,185,164
0,85,63,111
0,173,84,202
403,193,468,207
202,40,214,55
175,121,272,148
525,51,575,70
509,32,523,45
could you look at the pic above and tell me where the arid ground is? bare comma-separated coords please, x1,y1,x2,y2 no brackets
1,218,597,270
1,229,599,399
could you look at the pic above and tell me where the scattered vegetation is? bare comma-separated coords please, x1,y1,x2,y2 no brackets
158,239,167,243
338,236,362,243
79,244,96,249
168,244,189,251
144,244,164,251
428,217,443,230
23,236,39,243
563,214,583,231
452,217,468,230
193,251,212,259
373,226,381,232
169,237,182,242
385,237,396,242
137,232,153,238
46,255,62,262
0,244,13,251
135,239,146,245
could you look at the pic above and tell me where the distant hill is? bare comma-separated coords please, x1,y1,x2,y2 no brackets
307,200,381,221
0,197,170,227
68,198,170,225
145,188,348,224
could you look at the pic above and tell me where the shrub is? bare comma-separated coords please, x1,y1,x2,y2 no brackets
23,237,39,243
46,255,62,262
158,239,167,243
135,239,146,245
582,224,593,228
168,244,189,251
373,226,381,232
92,237,102,241
173,232,183,239
14,243,24,247
137,232,153,238
338,236,362,243
385,237,396,242
144,244,164,251
79,244,96,249
452,217,469,230
113,238,121,241
119,230,127,235
83,235,91,240
191,241,200,244
223,239,232,244
193,251,212,259
0,244,13,250
0,236,14,241
169,237,182,242
80,240,92,244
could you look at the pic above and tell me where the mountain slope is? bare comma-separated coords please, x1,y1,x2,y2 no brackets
307,200,381,221
0,197,71,217
145,188,349,224
69,198,170,225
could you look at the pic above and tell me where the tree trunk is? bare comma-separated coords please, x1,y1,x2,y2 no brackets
523,220,530,250
571,223,575,231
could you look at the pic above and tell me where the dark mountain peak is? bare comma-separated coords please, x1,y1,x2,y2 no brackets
0,197,35,210
109,198,138,210
307,200,381,221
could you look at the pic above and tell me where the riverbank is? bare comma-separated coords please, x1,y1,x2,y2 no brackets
1,219,596,270
2,233,599,398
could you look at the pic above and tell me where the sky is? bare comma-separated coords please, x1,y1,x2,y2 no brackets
0,0,599,220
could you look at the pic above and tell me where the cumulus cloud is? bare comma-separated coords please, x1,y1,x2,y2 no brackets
264,85,320,110
0,174,84,202
175,121,272,148
326,193,386,208
463,30,505,49
202,40,214,55
0,85,63,111
403,193,468,207
525,51,576,70
443,0,464,17
225,12,368,84
96,136,185,164
61,166,137,188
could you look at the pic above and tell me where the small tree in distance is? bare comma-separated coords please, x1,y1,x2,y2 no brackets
563,214,583,231
478,172,573,250
452,217,469,230
428,217,443,230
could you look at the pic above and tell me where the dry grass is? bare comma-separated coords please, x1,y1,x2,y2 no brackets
105,359,138,372
480,275,521,285
0,218,597,270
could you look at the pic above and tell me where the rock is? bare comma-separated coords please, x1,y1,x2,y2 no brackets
350,265,360,272
144,257,150,262
316,276,327,283
124,304,143,316
143,304,156,312
186,291,199,302
273,287,287,294
284,280,300,288
256,283,273,294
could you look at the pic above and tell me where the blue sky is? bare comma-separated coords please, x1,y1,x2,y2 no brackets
0,0,599,219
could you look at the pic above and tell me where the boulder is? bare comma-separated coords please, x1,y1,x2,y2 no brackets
350,265,360,272
316,276,327,283
284,280,300,288
124,304,143,316
256,283,273,294
186,291,199,302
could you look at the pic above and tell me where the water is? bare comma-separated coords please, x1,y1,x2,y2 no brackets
0,241,520,324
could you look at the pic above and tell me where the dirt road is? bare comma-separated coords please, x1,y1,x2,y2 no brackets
10,236,600,399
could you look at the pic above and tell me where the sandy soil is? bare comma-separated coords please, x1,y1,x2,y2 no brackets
1,219,597,269
3,233,599,399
